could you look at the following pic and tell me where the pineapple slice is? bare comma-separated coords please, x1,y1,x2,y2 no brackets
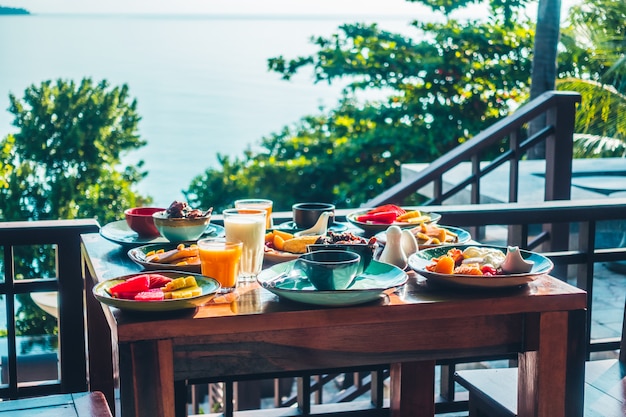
169,285,202,299
162,276,201,299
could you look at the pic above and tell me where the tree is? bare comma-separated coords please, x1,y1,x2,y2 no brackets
0,78,150,337
556,0,626,157
1,78,151,224
527,0,562,158
186,0,535,211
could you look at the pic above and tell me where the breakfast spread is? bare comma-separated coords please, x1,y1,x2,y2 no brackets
106,273,202,301
165,200,212,219
408,223,460,245
425,246,534,276
265,230,376,254
144,243,200,266
355,204,431,224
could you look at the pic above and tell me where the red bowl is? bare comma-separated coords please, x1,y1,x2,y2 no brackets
124,207,165,237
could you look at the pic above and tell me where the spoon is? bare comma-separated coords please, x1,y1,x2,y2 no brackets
294,211,332,237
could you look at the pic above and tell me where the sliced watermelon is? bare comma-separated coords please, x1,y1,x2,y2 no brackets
148,274,173,289
113,291,141,300
134,289,165,301
109,275,151,296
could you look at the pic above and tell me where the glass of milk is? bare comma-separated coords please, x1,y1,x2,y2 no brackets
223,208,266,281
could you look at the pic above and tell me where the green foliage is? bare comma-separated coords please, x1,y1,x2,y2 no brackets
557,0,626,157
187,4,535,210
1,78,151,224
0,78,150,337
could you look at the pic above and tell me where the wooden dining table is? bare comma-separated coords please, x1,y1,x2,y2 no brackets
81,232,588,417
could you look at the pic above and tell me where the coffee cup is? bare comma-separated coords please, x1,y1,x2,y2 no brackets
306,243,375,275
293,250,360,291
292,202,335,229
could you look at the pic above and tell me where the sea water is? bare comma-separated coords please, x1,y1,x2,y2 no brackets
0,13,413,207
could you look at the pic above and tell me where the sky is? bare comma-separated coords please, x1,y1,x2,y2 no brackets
3,0,439,16
1,0,582,23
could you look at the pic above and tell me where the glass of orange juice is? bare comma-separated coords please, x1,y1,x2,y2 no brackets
197,239,243,292
234,199,273,229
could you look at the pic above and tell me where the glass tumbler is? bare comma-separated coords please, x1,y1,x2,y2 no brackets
234,199,273,229
197,239,243,293
223,208,266,281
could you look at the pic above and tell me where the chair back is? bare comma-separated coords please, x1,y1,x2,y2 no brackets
0,219,100,399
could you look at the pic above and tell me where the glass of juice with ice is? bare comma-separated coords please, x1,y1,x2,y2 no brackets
197,239,243,292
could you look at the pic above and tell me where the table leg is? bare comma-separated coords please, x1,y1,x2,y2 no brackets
390,360,435,417
119,339,176,417
518,309,586,417
83,254,118,415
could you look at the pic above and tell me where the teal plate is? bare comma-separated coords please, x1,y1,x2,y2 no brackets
93,271,221,312
408,245,554,289
346,208,442,234
100,220,224,248
128,243,201,273
257,260,408,306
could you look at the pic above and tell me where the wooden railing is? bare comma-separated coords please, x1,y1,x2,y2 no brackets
0,219,100,400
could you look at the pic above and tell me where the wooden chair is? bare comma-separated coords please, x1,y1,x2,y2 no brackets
0,391,112,416
0,220,112,416
455,299,626,417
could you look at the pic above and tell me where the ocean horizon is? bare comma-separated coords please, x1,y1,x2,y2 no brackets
0,13,414,207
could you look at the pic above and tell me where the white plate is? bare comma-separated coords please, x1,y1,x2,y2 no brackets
257,260,408,306
408,245,554,289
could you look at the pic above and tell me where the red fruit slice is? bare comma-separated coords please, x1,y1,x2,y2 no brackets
113,291,140,300
356,211,398,224
134,289,165,301
148,274,173,289
109,275,150,296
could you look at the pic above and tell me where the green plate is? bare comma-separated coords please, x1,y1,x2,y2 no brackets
346,208,442,234
128,243,201,273
93,271,221,312
408,245,554,289
100,220,224,248
257,260,408,306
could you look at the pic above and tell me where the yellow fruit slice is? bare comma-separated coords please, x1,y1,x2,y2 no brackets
282,235,320,254
273,230,294,241
273,234,285,251
163,277,188,292
169,285,202,299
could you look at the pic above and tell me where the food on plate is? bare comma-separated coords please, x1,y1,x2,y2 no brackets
265,230,319,254
106,273,202,301
355,204,431,225
314,231,374,245
282,235,320,254
165,200,212,219
425,246,533,276
145,243,200,266
264,230,295,251
408,223,459,246
264,230,376,255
